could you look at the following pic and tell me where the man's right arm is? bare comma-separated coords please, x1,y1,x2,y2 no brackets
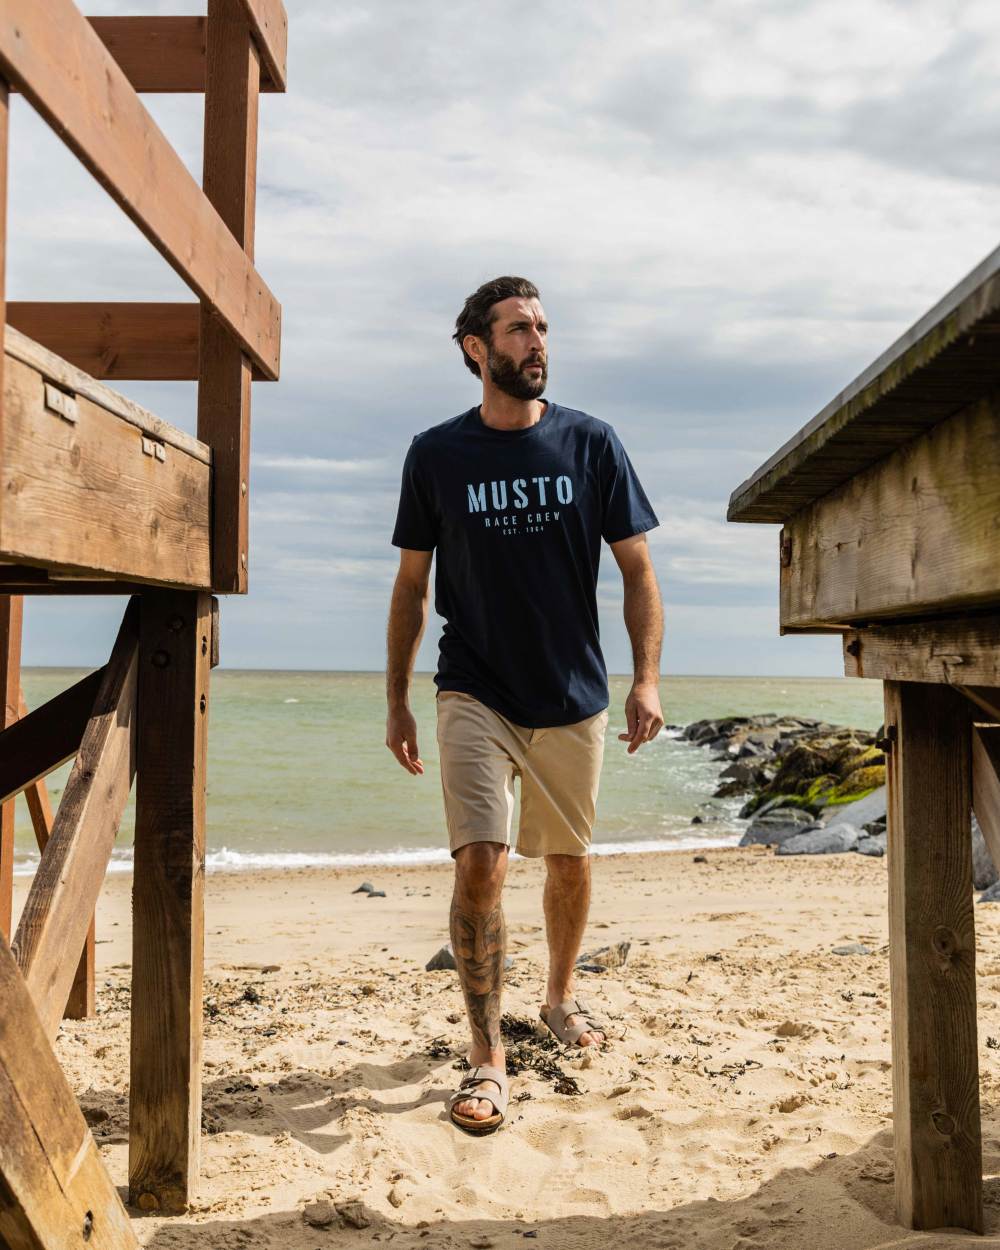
385,548,433,775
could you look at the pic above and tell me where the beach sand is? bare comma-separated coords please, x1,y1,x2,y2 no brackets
21,847,1000,1248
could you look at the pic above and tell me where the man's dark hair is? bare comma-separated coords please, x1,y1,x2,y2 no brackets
453,276,540,377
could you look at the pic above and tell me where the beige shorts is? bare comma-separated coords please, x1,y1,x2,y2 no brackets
435,689,609,858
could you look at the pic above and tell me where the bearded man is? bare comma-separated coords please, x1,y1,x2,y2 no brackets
385,275,664,1134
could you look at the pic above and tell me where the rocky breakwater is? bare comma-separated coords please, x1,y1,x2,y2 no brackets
683,714,1000,892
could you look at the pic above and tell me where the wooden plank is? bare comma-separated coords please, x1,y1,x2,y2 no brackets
962,686,1000,722
237,0,287,92
7,302,268,383
843,617,1000,685
728,241,1000,523
884,680,982,1231
198,0,259,594
130,590,211,1213
0,931,138,1250
83,16,283,93
0,350,211,588
0,669,104,806
0,0,281,379
973,727,1000,887
18,688,95,1021
12,600,139,1041
781,391,1000,628
7,323,211,463
0,595,21,942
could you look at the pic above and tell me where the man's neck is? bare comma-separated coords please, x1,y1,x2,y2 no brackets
479,388,547,432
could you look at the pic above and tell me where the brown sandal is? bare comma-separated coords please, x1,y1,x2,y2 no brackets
540,998,609,1048
448,1064,509,1135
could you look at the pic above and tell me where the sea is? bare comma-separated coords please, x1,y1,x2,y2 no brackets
15,670,885,876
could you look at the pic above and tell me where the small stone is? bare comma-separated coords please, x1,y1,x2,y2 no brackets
470,1238,494,1249
335,1199,372,1229
304,1199,337,1228
136,1192,159,1212
693,854,707,864
367,891,387,898
691,815,703,825
388,1187,404,1209
576,940,630,970
832,943,871,956
353,882,375,895
83,1106,110,1125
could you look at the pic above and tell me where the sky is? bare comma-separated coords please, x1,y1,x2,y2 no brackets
11,0,1000,674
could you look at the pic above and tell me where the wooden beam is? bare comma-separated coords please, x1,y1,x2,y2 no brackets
843,616,1000,685
82,16,284,93
0,931,138,1250
884,680,982,1231
0,595,21,942
7,302,269,382
130,591,211,1213
0,0,281,379
198,0,260,594
237,0,288,92
973,726,1000,889
781,391,1000,628
0,348,211,589
0,668,104,806
961,686,1000,723
13,600,139,1040
18,688,96,1021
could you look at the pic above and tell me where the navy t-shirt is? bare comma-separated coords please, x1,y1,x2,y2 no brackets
391,401,658,728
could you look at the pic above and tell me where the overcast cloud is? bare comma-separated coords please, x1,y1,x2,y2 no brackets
13,0,1000,675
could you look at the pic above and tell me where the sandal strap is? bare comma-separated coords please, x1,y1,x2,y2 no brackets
544,998,608,1045
448,1064,509,1117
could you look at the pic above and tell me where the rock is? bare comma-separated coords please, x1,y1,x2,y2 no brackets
335,1199,372,1230
856,832,886,858
82,1106,110,1126
387,1186,405,1209
777,824,861,856
693,854,707,863
303,1199,337,1228
719,761,758,784
426,942,513,972
832,943,871,956
367,890,387,898
691,815,703,825
576,941,630,970
352,882,375,895
979,880,1000,903
972,813,999,891
819,786,886,830
739,807,817,848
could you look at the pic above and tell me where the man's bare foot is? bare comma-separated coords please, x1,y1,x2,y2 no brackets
454,1048,506,1121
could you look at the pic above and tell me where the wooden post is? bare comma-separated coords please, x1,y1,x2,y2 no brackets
884,680,982,1232
0,595,22,941
197,0,260,593
129,590,212,1212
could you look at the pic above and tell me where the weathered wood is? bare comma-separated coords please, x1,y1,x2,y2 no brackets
884,680,982,1232
0,0,281,379
7,302,268,383
0,349,211,588
130,591,211,1213
17,688,96,1021
84,16,283,92
0,595,21,942
781,391,1000,628
729,242,1000,523
0,931,138,1250
0,668,104,805
198,0,260,595
6,325,210,461
973,727,1000,889
962,686,1000,722
843,616,1000,685
13,600,139,1040
237,0,287,92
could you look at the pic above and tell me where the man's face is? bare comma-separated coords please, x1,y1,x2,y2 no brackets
481,296,548,400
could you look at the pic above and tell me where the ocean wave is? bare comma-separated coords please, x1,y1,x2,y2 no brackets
11,830,741,877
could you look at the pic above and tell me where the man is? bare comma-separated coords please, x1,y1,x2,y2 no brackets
385,276,664,1135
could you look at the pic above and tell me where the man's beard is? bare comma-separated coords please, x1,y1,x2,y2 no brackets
486,343,547,400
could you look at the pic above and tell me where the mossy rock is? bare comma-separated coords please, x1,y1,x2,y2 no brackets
822,764,886,804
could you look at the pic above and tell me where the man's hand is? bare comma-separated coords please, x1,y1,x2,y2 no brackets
618,681,664,754
386,705,424,775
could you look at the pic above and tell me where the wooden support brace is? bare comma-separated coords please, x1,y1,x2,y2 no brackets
129,590,212,1213
973,726,1000,881
0,930,138,1249
0,594,21,942
198,0,260,594
12,599,139,1040
884,680,983,1232
961,685,1000,723
0,668,104,806
844,616,1000,685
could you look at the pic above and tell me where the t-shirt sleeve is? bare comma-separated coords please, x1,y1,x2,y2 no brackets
391,437,438,551
599,427,659,543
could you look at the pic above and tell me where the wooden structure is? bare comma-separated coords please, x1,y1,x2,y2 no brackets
729,243,1000,1233
0,1,285,1243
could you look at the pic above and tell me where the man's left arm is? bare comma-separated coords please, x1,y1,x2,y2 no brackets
610,533,664,753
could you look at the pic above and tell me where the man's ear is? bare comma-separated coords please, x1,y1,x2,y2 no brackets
463,333,486,370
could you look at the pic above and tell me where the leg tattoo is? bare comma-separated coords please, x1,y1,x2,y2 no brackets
450,901,506,1053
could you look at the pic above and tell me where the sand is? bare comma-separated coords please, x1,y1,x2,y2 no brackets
19,847,1000,1249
